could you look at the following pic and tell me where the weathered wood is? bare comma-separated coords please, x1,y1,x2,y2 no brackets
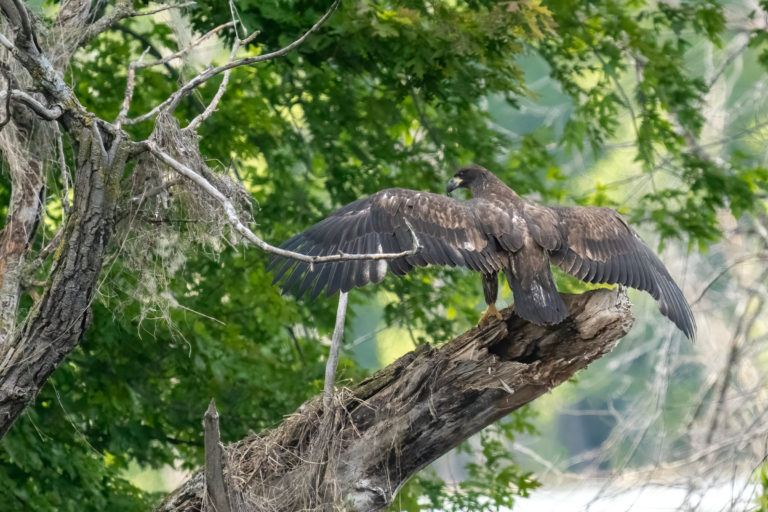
0,160,43,348
204,399,232,512
323,291,348,408
156,288,633,512
0,0,136,438
0,124,131,438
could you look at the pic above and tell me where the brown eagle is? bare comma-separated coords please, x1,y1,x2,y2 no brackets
268,165,695,339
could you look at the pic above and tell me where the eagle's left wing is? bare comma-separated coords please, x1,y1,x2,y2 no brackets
267,188,522,301
525,203,696,339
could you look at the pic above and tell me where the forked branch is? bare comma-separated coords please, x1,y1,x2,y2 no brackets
125,0,341,125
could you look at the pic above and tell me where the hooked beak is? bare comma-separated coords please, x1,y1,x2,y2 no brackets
446,177,462,195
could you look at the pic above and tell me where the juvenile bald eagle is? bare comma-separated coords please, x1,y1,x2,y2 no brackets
268,165,695,339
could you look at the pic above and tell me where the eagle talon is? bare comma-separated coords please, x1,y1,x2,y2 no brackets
478,303,504,329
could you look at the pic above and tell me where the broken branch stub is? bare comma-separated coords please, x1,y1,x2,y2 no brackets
204,399,232,512
156,288,634,512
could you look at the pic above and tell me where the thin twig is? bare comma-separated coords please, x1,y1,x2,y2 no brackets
706,294,766,444
595,52,641,144
146,143,423,265
691,252,768,306
53,123,69,219
124,0,340,125
324,292,348,408
184,32,240,131
115,47,151,128
706,36,751,90
127,1,196,17
129,178,182,203
133,22,235,71
113,25,179,77
287,327,306,367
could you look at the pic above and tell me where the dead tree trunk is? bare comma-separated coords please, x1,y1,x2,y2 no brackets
157,288,633,512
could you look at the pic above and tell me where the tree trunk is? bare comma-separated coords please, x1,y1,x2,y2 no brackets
0,124,130,438
157,288,633,512
0,160,44,347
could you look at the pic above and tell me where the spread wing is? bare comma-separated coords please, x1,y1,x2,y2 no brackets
267,188,522,300
525,203,696,339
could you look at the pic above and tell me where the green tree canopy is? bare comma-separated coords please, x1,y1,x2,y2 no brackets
2,0,767,509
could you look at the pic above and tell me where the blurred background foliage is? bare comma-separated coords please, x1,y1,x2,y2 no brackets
2,0,768,509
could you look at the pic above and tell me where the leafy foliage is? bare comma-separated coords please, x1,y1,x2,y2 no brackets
395,410,540,512
2,0,768,509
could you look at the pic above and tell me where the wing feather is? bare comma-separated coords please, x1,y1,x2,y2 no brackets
536,205,696,339
271,188,519,299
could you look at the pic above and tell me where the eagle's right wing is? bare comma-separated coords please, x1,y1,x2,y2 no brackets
267,189,522,300
525,203,696,339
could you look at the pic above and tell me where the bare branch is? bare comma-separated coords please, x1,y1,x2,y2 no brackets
115,47,151,128
113,21,236,127
125,0,340,125
10,0,37,48
132,22,235,71
324,292,348,408
0,90,62,120
81,0,136,44
0,33,14,52
129,178,182,203
146,143,423,264
78,0,198,45
53,123,69,219
184,33,241,132
127,1,196,18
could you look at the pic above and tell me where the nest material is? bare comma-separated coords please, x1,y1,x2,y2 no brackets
155,391,361,512
222,392,354,512
156,391,361,512
107,113,254,328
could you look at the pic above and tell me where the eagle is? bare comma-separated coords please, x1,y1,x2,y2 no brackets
268,165,695,340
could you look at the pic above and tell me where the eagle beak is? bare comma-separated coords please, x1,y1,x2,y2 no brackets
446,177,462,195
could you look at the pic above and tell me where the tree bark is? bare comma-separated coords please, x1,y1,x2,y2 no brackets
0,160,44,347
0,0,138,438
0,123,131,438
156,288,634,512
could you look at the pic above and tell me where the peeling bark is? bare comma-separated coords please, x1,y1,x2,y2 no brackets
156,288,634,512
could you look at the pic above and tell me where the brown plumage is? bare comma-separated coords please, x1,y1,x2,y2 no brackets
268,165,696,340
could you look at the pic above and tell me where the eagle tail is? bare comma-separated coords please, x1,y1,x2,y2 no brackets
504,265,568,326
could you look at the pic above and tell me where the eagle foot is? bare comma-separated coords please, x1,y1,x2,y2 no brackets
478,303,503,329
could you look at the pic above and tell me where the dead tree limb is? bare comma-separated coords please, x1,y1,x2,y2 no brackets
204,399,232,512
156,288,634,512
323,291,349,408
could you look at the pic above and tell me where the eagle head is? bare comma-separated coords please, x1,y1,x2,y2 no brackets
446,164,493,195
